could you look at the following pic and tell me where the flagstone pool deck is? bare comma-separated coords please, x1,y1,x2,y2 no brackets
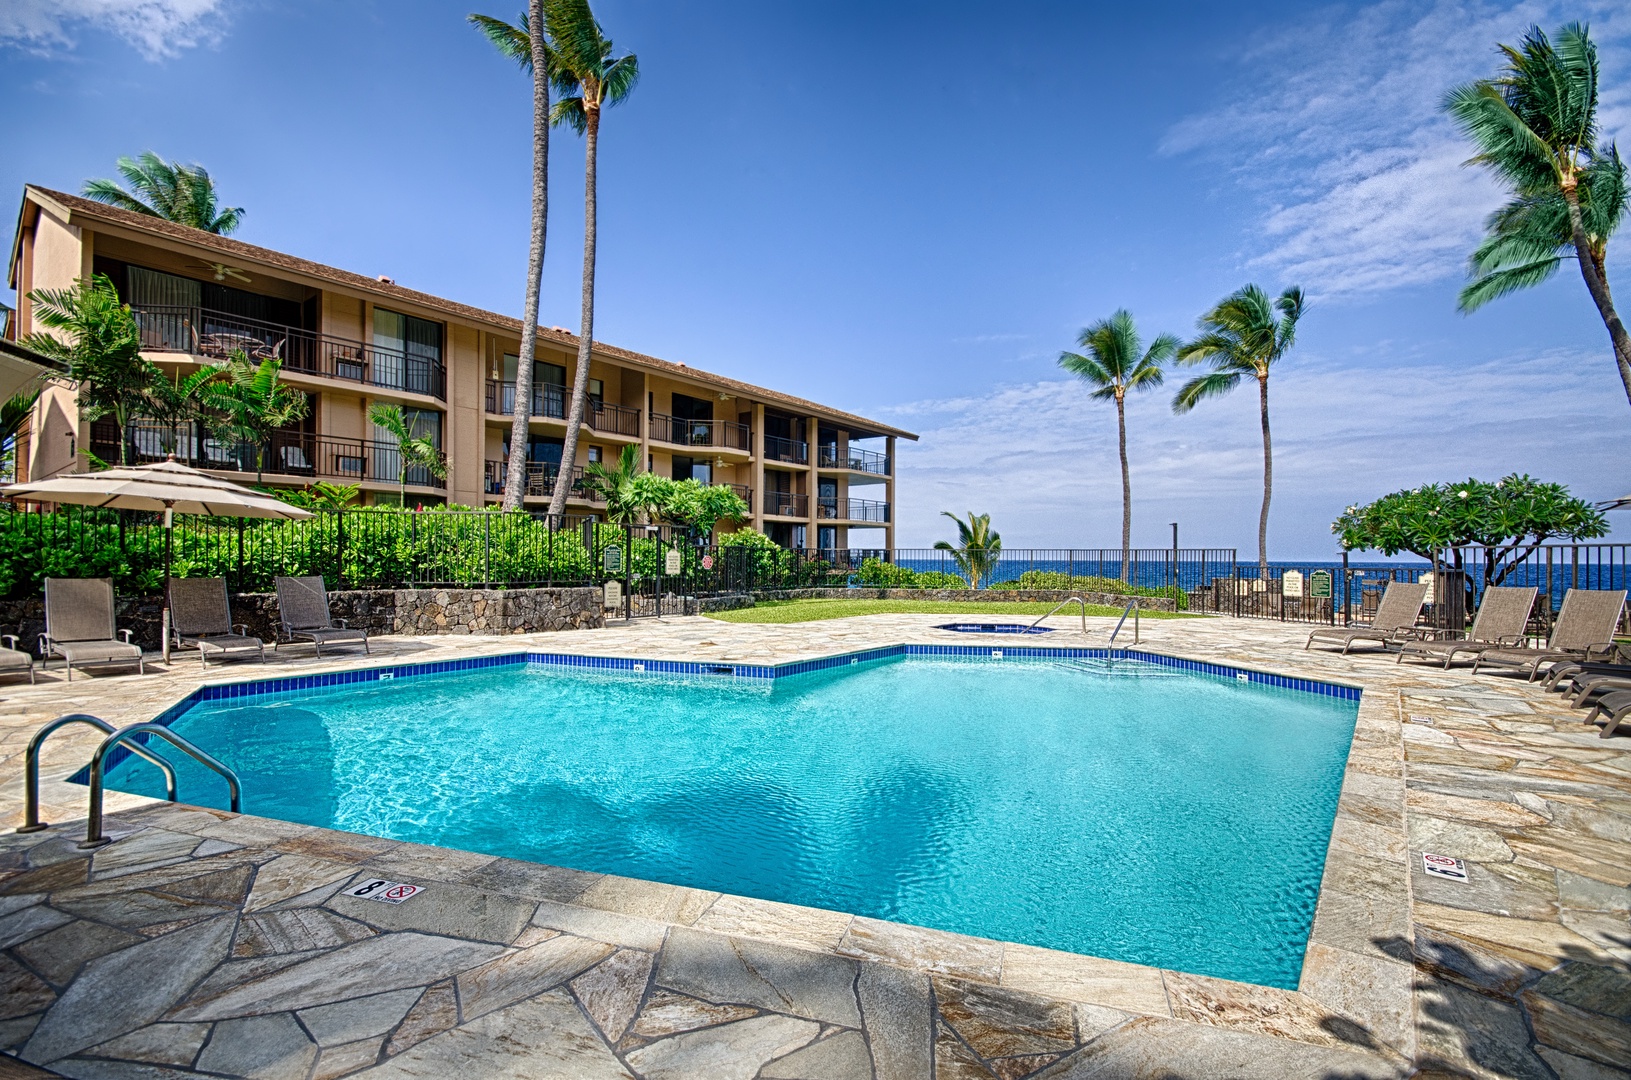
0,613,1625,1079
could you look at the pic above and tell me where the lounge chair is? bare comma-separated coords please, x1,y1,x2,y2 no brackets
169,577,265,669
1473,589,1627,681
1396,586,1537,668
1584,690,1631,738
1306,580,1429,654
0,635,33,683
41,578,144,680
274,576,369,657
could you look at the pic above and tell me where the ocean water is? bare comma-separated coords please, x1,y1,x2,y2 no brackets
107,657,1359,987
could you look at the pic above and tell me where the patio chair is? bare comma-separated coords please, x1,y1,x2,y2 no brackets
1584,690,1631,738
1473,589,1628,681
1305,580,1429,654
0,635,33,683
169,577,265,669
1396,586,1537,669
274,576,369,657
41,578,144,680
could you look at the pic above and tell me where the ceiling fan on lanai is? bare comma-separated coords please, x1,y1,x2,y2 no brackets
188,262,252,284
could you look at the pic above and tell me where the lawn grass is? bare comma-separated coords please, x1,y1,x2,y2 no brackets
704,598,1200,624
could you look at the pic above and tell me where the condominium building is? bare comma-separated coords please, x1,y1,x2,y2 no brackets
6,185,914,550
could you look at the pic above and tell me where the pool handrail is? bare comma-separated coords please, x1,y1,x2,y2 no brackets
1028,596,1091,635
17,714,178,834
80,722,241,849
1110,597,1141,645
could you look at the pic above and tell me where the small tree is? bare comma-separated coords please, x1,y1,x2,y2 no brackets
368,402,448,503
659,479,749,537
934,511,1002,589
198,353,310,484
1332,475,1607,606
145,366,217,456
580,443,648,523
23,274,154,465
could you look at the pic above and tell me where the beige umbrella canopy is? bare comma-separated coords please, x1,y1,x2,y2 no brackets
1,457,313,520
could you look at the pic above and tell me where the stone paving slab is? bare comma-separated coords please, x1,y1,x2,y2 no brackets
0,613,1623,1076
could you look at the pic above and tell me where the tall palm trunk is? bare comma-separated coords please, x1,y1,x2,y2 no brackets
549,101,600,518
1257,374,1272,573
503,0,551,512
1116,392,1130,583
1562,182,1631,407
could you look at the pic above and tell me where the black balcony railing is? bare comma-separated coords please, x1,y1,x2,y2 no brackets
95,420,446,489
650,413,752,452
763,434,808,465
132,305,446,400
816,497,889,523
727,484,753,512
818,444,889,475
484,380,566,419
764,492,809,517
587,401,642,438
483,460,598,501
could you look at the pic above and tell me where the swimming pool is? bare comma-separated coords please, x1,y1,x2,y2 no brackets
105,652,1359,988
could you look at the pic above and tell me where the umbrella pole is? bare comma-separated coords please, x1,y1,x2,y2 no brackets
162,504,173,664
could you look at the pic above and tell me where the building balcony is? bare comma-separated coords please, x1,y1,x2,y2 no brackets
649,413,752,453
763,492,808,518
763,434,808,465
818,444,889,476
483,460,600,502
132,304,447,400
726,484,753,512
484,382,643,438
95,420,446,489
817,497,889,523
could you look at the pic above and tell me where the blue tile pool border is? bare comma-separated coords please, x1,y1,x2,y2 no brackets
72,644,1360,784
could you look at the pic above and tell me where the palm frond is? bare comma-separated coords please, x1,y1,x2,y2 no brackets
601,52,639,105
1057,350,1113,388
1458,257,1567,311
551,95,588,133
1172,371,1243,414
543,0,606,78
469,12,534,67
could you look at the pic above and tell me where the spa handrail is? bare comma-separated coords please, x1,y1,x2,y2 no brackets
17,714,178,834
81,723,241,849
1109,597,1141,645
1028,596,1090,635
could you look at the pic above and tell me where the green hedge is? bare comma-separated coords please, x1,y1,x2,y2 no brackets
986,570,1188,610
853,557,968,589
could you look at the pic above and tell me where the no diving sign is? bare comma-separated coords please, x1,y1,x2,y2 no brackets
343,878,424,904
1422,853,1468,882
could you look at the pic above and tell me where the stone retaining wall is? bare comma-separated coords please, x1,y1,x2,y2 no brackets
751,587,1178,611
0,587,603,653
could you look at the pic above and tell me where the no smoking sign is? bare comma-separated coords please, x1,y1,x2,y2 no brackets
343,878,425,904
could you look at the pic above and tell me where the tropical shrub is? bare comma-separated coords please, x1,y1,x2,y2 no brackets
986,570,1188,609
854,558,966,589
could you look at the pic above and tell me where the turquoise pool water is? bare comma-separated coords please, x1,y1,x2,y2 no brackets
107,656,1358,987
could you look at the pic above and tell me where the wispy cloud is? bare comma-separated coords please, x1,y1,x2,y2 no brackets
1163,0,1631,298
0,0,230,61
883,348,1625,555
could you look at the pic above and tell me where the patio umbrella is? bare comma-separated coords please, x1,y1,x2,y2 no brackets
1,456,313,659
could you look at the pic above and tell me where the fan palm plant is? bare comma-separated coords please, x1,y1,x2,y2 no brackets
0,388,41,482
368,402,448,502
197,353,310,485
1059,311,1177,582
83,152,244,234
1443,23,1630,406
934,511,1002,589
469,8,565,511
579,443,646,523
23,274,154,465
1173,285,1304,573
542,0,638,519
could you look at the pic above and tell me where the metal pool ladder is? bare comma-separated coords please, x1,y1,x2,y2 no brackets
17,714,242,849
1109,597,1141,645
1028,596,1092,635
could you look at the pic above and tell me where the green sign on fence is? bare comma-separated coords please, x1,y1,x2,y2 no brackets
1310,569,1332,599
603,546,623,575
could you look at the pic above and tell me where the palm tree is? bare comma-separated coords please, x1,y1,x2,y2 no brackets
1444,23,1631,406
934,511,1002,589
23,274,154,465
197,353,310,485
145,366,217,457
470,8,562,511
1173,285,1304,573
579,443,644,523
368,402,448,503
83,152,244,234
542,0,638,519
0,388,41,482
1059,311,1177,582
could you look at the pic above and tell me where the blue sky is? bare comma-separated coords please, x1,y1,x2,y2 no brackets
3,0,1628,555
